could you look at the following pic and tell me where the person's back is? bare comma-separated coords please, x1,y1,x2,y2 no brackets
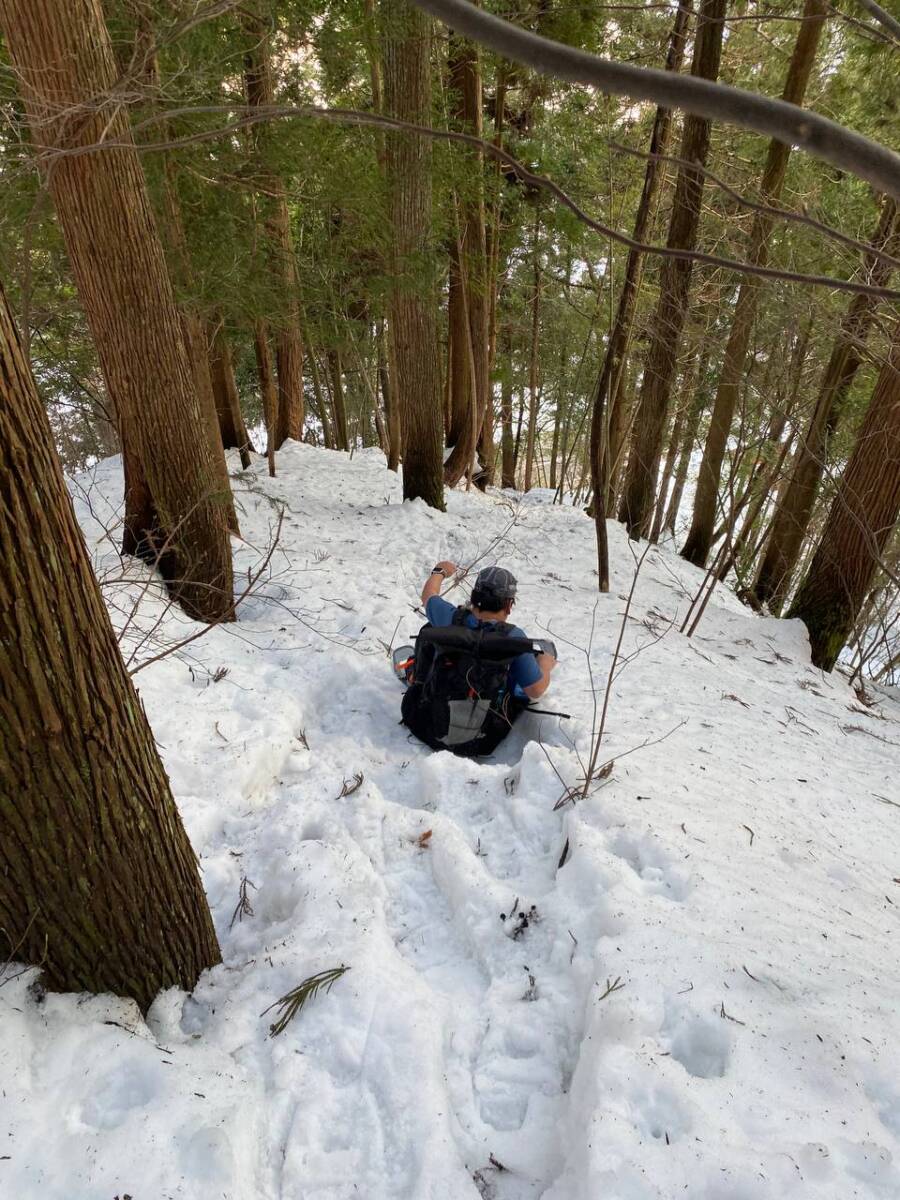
396,562,556,757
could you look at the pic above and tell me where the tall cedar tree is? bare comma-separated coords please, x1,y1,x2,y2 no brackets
382,0,445,508
618,0,726,541
589,0,692,586
787,321,900,670
753,198,899,611
0,280,221,1012
444,32,491,488
681,0,827,567
243,4,305,448
136,27,239,534
0,0,234,623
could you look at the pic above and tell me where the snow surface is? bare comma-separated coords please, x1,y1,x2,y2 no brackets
3,442,900,1200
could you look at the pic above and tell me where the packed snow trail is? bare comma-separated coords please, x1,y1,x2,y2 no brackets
2,442,900,1200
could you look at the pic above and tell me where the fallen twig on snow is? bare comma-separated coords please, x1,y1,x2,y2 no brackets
262,966,349,1037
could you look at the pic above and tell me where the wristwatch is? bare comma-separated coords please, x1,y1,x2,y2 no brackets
431,565,449,577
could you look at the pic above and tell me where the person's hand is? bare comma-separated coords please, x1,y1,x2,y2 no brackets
537,652,557,672
434,560,458,577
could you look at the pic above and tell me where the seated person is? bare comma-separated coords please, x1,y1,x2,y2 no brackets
395,562,557,756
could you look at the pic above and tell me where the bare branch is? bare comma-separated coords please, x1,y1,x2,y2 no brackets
410,0,900,199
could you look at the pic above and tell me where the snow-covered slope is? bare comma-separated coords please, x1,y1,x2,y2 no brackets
3,443,899,1200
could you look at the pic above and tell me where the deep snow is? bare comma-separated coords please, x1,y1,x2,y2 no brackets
2,442,900,1200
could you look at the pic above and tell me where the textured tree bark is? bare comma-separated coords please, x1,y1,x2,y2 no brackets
0,280,221,1012
133,29,238,534
787,323,900,671
681,0,827,567
209,321,254,470
382,0,445,508
0,0,234,622
591,0,693,519
242,7,304,446
617,0,726,541
753,198,899,611
444,31,492,488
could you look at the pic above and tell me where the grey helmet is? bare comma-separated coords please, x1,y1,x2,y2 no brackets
472,565,517,610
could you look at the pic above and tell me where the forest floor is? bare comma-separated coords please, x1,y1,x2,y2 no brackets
3,442,900,1200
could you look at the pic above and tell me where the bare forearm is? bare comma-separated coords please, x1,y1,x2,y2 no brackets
421,559,458,605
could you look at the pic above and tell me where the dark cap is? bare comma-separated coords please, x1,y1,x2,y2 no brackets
472,565,517,606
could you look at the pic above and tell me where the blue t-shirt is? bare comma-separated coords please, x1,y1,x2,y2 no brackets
425,596,542,696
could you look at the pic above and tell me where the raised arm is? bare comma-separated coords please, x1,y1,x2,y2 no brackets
421,560,458,606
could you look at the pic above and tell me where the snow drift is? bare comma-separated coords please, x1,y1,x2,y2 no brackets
2,442,899,1200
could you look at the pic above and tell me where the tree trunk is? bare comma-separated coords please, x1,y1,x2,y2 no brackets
328,349,351,451
242,7,304,447
513,385,526,475
253,321,278,476
381,0,445,508
443,33,491,488
591,0,693,522
663,328,713,536
753,197,899,611
650,393,688,542
379,321,401,469
523,225,541,493
500,337,516,488
1,0,234,622
0,279,221,1013
681,0,827,567
617,0,726,541
209,322,253,470
787,323,900,671
133,29,238,535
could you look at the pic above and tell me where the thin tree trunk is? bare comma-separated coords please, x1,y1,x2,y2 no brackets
253,321,278,476
1,0,233,622
0,279,220,1012
209,321,253,470
513,385,526,475
498,322,515,487
663,337,712,536
379,321,401,469
381,0,444,508
787,322,900,670
328,349,351,451
592,0,693,521
682,0,828,567
650,393,688,543
617,0,726,541
753,197,899,611
523,222,541,493
242,7,304,446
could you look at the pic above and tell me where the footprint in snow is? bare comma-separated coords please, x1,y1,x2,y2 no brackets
607,829,692,902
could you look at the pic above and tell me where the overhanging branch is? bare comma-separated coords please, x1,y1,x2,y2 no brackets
410,0,900,200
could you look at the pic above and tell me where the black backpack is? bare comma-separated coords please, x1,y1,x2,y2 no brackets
401,606,540,757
